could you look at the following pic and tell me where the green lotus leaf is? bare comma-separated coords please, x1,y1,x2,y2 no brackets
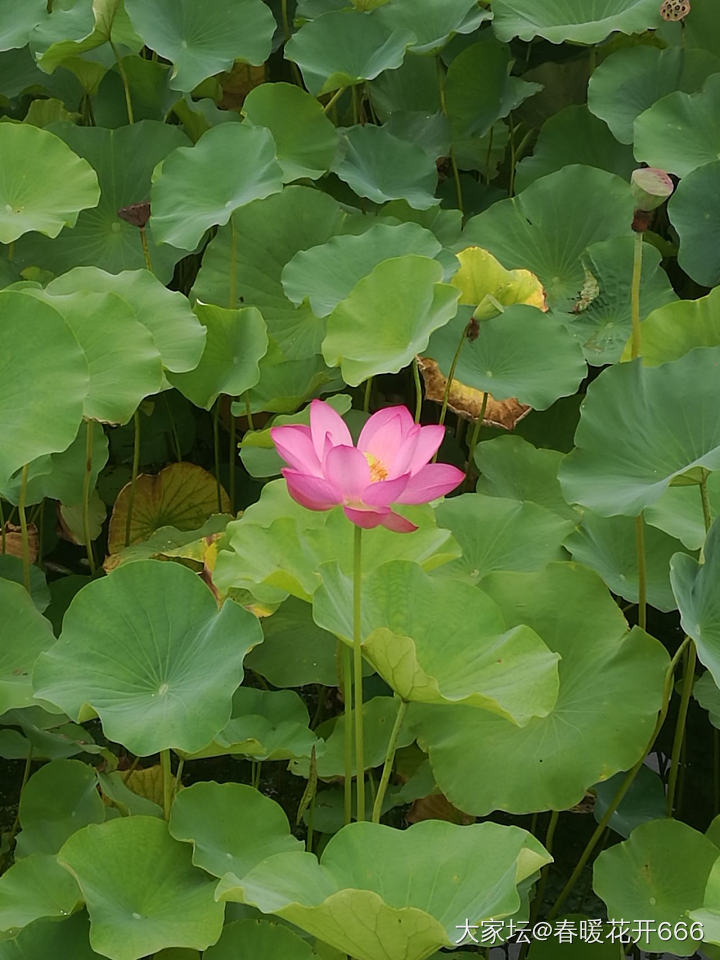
284,9,414,96
0,578,55,715
0,557,50,613
46,267,205,373
628,274,720,368
0,706,102,762
290,696,414,780
15,121,188,283
237,346,344,416
15,759,106,858
474,435,579,522
434,493,575,582
169,304,268,411
242,82,339,182
323,255,459,386
668,158,720,287
594,819,718,956
185,687,320,761
31,0,141,73
313,559,560,722
565,512,688,611
588,45,720,145
559,348,720,516
565,237,677,365
410,563,669,814
32,561,263,755
461,166,634,311
215,491,459,605
106,462,230,555
169,781,302,879
192,186,347,364
0,853,82,935
150,124,283,251
694,671,720,728
0,291,89,489
217,819,550,960
245,597,339,687
691,855,720,946
634,75,720,178
491,0,662,43
124,0,275,92
1,420,109,508
671,517,720,689
240,395,352,479
332,124,438,209
97,770,162,819
425,302,587,408
282,222,441,319
516,105,635,192
445,39,542,141
0,0,46,51
0,913,97,959
205,919,319,960
376,0,489,55
592,766,666,840
16,287,163,425
57,817,225,960
0,123,99,243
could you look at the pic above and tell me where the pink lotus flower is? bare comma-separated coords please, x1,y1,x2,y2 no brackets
271,400,465,532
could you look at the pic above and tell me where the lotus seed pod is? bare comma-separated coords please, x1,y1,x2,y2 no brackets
631,168,674,212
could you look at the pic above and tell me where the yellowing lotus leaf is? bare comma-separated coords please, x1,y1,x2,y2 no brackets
451,246,547,320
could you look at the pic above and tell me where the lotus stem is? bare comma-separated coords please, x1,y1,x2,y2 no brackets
353,524,365,820
635,514,646,631
434,320,472,460
372,697,407,823
124,408,141,547
0,496,6,555
228,216,237,308
521,811,560,959
467,393,488,471
229,402,237,514
244,392,254,431
160,749,173,819
213,401,222,513
322,86,346,114
174,759,184,797
82,419,96,576
412,359,422,423
139,227,152,273
436,56,463,215
363,377,372,413
342,641,353,825
630,229,643,359
700,473,713,562
110,40,134,124
666,641,697,817
18,464,31,592
548,635,691,920
714,729,719,813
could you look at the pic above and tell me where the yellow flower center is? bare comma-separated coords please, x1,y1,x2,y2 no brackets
364,452,388,482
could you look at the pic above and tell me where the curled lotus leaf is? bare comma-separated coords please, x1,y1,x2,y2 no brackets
169,781,302,879
559,347,720,517
216,819,551,960
0,123,99,243
491,0,663,44
312,558,560,723
57,817,225,960
410,563,669,814
450,246,547,319
0,578,56,715
671,516,720,690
